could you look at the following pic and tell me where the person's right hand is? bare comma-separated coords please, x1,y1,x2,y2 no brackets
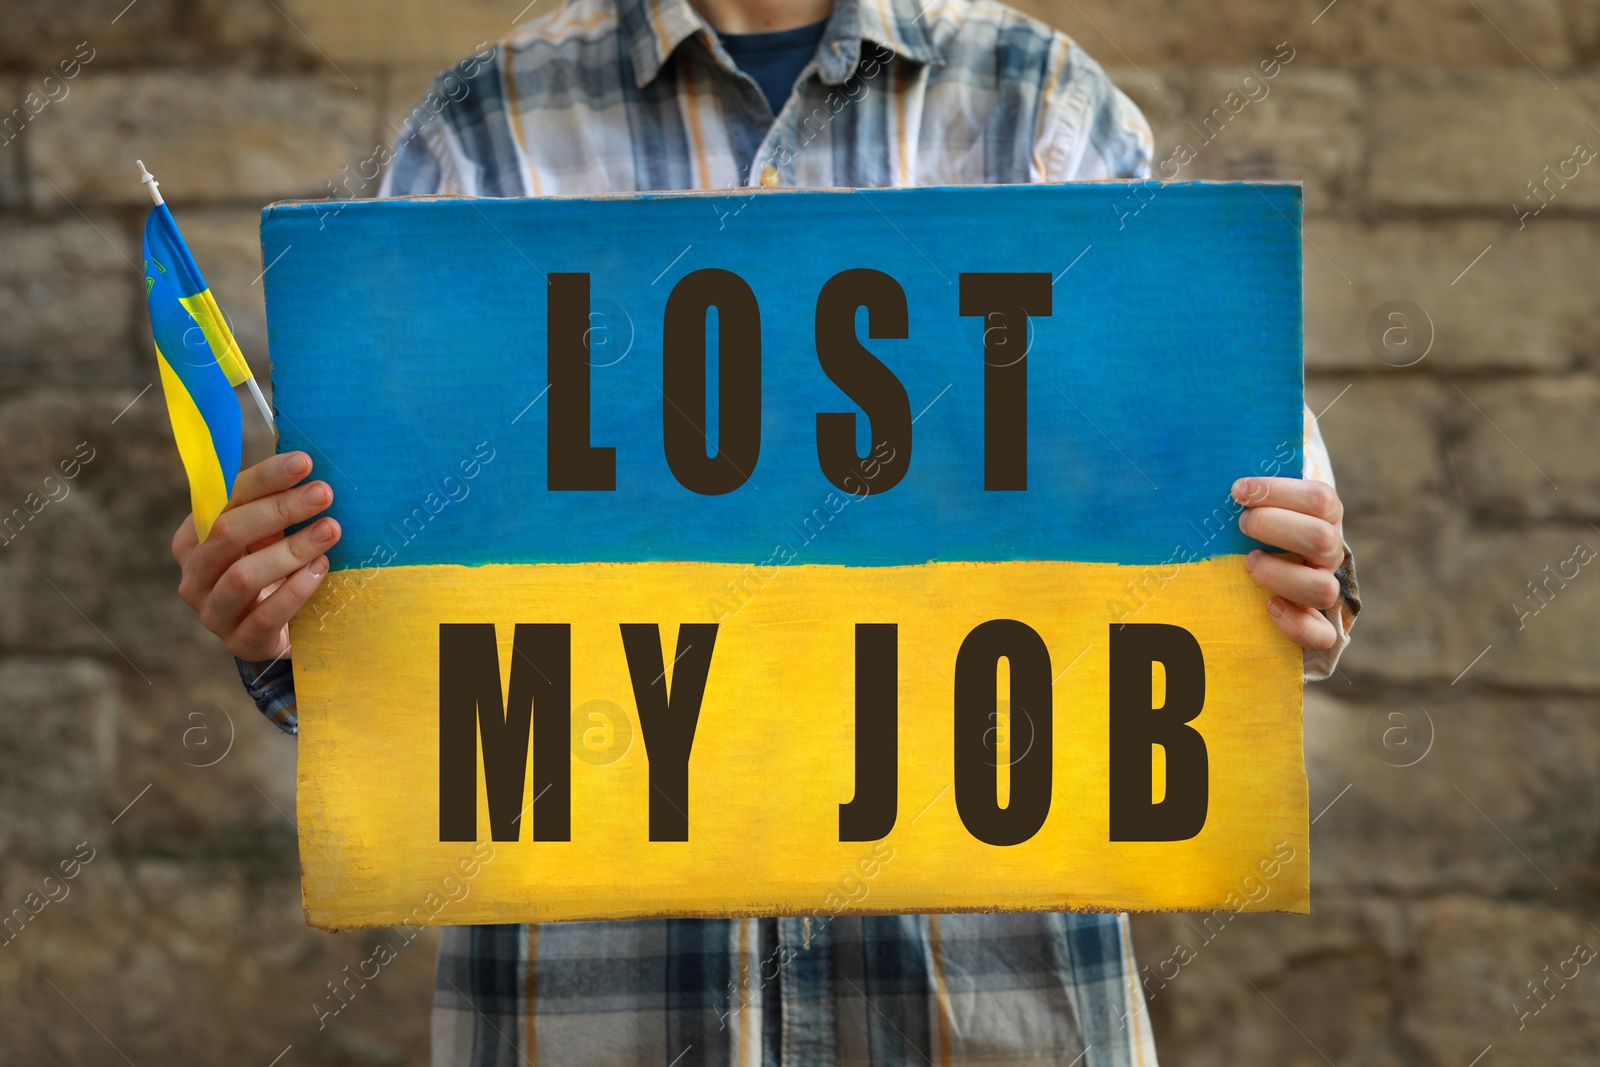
172,451,341,662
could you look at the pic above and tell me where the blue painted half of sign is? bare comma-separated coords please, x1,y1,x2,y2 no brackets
261,182,1303,569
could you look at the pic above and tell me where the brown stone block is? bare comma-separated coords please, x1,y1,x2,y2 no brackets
1304,219,1600,373
1335,516,1453,681
1303,688,1600,894
28,71,375,206
1308,375,1451,518
1030,0,1568,68
0,657,118,858
1452,374,1600,520
1129,895,1402,1067
1011,0,1360,66
1340,515,1600,687
0,0,181,66
1406,898,1600,1065
1150,66,1362,214
265,0,517,68
1361,0,1571,67
0,859,435,1063
1370,69,1600,209
0,389,206,666
1448,521,1600,689
0,218,141,390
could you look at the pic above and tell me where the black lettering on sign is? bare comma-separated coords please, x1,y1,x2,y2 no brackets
840,622,898,840
546,273,617,491
957,273,1052,492
953,619,1053,846
439,623,571,842
815,269,912,495
621,623,720,840
1108,623,1209,841
662,269,761,495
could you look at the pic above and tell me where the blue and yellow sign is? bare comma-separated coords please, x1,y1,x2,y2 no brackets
263,182,1309,928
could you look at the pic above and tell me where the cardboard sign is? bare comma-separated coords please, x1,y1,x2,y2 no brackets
263,182,1309,929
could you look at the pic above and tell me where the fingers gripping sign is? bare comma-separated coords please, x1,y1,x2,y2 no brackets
1232,475,1347,652
172,450,340,662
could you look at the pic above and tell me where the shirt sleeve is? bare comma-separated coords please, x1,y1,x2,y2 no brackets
1301,405,1361,681
378,57,495,198
1034,39,1154,182
236,656,298,736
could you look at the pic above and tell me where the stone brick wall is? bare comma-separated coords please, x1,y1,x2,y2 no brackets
1,0,1595,1063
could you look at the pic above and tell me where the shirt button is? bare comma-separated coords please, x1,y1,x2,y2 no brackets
759,164,780,187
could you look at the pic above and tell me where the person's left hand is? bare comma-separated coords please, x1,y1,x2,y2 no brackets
1232,476,1346,651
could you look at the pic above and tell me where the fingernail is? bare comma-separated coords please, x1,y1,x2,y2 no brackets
1232,478,1253,504
285,452,311,476
1267,598,1283,618
303,482,330,505
1245,549,1261,573
309,556,328,577
312,518,337,542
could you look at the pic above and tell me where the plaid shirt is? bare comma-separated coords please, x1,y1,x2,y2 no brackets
241,0,1361,1062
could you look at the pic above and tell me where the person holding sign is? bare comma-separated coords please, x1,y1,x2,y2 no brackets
170,0,1360,1063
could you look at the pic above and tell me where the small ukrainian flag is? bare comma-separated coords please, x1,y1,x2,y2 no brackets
138,161,273,542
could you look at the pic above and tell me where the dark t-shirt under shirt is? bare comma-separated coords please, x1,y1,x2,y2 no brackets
716,18,829,114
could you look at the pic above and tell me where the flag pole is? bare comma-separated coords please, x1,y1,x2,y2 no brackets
137,160,276,434
241,368,276,433
236,363,275,432
137,159,164,205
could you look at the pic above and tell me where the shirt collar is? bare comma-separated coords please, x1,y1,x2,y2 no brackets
620,0,940,90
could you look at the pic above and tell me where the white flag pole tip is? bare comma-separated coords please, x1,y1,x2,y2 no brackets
136,160,163,206
245,377,276,433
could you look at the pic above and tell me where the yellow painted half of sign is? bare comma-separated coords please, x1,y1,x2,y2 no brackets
291,557,1307,928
